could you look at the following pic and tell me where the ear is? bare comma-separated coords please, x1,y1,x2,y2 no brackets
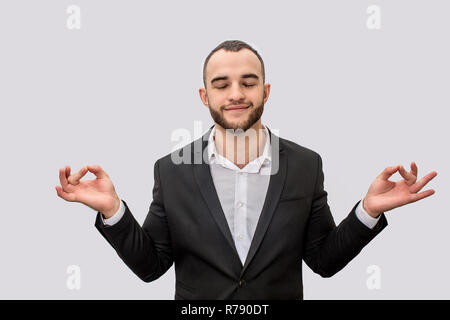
199,87,209,107
263,83,271,104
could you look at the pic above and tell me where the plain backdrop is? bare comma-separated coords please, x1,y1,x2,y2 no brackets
0,0,448,299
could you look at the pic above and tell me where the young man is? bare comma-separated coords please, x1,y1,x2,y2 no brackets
56,40,437,299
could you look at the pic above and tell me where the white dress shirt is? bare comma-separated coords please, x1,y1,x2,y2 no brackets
102,125,381,265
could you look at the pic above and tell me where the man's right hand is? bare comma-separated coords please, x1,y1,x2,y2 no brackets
56,165,121,218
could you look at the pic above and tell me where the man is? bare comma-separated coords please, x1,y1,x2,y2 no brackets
56,40,437,299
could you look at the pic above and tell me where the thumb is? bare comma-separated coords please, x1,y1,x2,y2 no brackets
87,165,109,179
377,165,400,181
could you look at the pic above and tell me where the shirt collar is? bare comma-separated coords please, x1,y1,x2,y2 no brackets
207,125,272,173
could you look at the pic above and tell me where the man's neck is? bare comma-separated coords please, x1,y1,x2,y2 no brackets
213,120,266,169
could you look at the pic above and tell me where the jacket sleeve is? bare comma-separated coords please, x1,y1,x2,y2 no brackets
94,159,173,282
302,154,388,278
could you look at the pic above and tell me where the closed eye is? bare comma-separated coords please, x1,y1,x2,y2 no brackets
215,84,255,89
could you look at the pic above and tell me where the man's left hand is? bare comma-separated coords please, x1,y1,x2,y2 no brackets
363,162,437,218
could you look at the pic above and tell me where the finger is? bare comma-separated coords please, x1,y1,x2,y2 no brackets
377,165,400,181
410,162,418,178
65,166,71,179
87,165,109,179
399,165,416,185
410,171,438,194
59,167,70,191
55,185,76,202
408,189,435,203
68,166,88,185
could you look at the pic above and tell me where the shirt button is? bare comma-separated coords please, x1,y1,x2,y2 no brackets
237,202,243,208
237,234,243,240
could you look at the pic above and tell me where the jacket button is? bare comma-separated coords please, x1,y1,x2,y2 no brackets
239,279,246,287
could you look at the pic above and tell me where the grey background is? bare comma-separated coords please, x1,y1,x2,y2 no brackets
0,0,447,299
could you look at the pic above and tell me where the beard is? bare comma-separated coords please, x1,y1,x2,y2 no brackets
208,98,264,132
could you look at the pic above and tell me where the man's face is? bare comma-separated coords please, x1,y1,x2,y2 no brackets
199,49,271,132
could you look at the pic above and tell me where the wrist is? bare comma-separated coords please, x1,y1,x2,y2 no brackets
102,196,121,219
362,196,381,218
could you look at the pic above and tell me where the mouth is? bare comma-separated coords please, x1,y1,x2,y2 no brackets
224,104,250,112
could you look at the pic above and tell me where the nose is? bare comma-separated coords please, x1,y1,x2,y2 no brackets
227,82,245,103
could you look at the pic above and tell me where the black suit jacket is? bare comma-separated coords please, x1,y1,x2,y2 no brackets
95,125,388,299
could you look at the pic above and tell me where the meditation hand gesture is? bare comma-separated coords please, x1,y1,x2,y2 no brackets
56,165,120,218
363,162,437,218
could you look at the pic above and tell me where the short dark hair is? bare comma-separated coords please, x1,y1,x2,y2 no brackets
203,40,265,88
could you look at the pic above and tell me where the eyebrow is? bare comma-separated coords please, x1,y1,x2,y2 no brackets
210,73,259,85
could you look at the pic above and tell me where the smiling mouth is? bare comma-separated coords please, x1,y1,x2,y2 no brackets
224,105,250,111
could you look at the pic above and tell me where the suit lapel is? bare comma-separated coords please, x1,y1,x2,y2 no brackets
241,129,286,275
192,125,287,273
193,126,241,263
